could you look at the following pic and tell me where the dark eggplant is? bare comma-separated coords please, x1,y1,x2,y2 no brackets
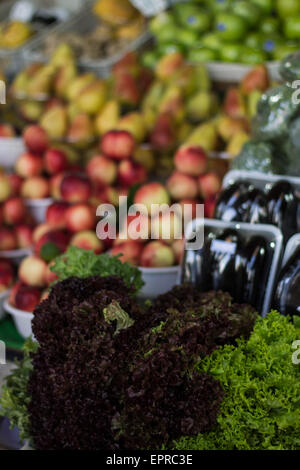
210,229,240,299
273,248,300,316
182,231,213,292
267,181,298,241
242,189,269,225
214,181,252,222
242,236,268,310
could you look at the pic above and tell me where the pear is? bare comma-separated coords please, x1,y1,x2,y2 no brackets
67,113,95,146
177,122,194,143
117,112,146,142
186,122,218,152
247,90,263,118
158,86,186,124
217,115,249,142
54,62,77,98
94,100,120,135
0,21,32,48
194,64,211,91
10,63,43,97
133,146,155,172
27,64,56,99
52,143,80,165
226,132,250,158
18,100,44,122
67,74,97,101
142,80,165,113
187,91,218,122
155,52,184,81
76,80,107,115
224,88,247,119
40,106,68,140
142,107,157,132
50,43,76,68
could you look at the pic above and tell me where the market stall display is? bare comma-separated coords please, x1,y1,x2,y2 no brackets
0,0,299,454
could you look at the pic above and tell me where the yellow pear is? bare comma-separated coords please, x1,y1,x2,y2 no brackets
67,73,97,101
40,106,68,140
94,100,120,135
50,43,75,68
186,122,218,152
133,146,155,172
117,112,146,142
67,113,95,146
226,132,250,158
27,64,56,98
54,62,77,98
76,80,107,115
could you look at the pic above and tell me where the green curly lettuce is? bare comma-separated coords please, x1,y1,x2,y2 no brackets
50,246,144,294
174,312,300,450
0,339,38,444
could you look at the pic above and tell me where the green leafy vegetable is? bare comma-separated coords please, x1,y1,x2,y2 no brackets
174,312,300,450
0,338,38,444
50,246,144,293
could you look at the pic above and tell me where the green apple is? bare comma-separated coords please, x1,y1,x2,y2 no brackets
250,0,273,15
149,11,176,35
176,28,199,47
174,4,211,33
215,13,249,41
245,32,264,49
261,35,284,56
284,18,300,39
154,24,180,43
231,1,262,27
219,43,243,62
157,42,186,57
276,0,300,19
188,47,218,63
211,0,233,13
241,47,267,64
260,17,280,35
141,51,159,69
272,42,300,60
201,32,223,50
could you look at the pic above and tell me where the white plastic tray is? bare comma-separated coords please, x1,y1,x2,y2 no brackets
205,61,281,83
138,265,181,300
282,233,300,268
0,137,25,170
25,198,53,224
4,299,33,339
0,247,32,266
0,289,10,321
183,218,283,316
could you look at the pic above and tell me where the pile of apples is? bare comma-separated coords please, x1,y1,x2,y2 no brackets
0,258,15,293
0,171,36,251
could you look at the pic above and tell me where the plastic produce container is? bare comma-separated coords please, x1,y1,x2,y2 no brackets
183,218,283,317
282,233,300,268
138,265,181,300
0,137,25,171
0,0,82,74
22,6,151,77
25,197,53,224
0,247,32,266
223,170,300,192
0,289,10,321
4,299,33,339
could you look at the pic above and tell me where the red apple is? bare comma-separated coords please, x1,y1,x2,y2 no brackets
204,197,217,219
65,203,96,233
21,176,50,199
35,229,70,257
0,124,16,138
101,130,136,160
140,241,175,268
91,184,119,207
3,197,27,225
167,171,198,201
0,260,14,291
9,281,22,306
44,260,58,286
134,182,171,216
23,125,49,154
86,155,117,185
46,201,69,228
111,240,143,266
198,172,222,199
50,171,66,199
44,148,69,175
33,223,54,243
18,256,47,288
174,145,207,176
16,224,34,248
8,174,23,196
0,227,17,250
15,284,41,312
118,160,147,187
15,152,44,178
60,173,92,203
70,230,104,254
172,239,185,265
